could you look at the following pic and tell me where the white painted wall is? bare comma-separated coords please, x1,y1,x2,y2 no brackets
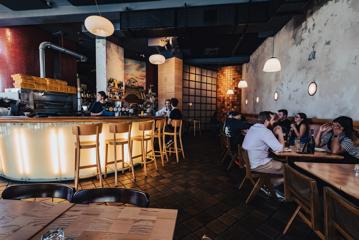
241,0,359,120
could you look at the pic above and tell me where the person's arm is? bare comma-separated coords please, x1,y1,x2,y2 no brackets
330,136,344,154
291,124,300,137
265,127,284,152
298,124,307,138
90,111,103,116
315,124,332,147
156,107,166,116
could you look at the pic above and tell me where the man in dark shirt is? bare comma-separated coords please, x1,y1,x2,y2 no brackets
276,109,291,136
223,112,251,151
168,98,182,123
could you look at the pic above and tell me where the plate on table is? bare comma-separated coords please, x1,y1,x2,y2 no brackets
315,147,327,152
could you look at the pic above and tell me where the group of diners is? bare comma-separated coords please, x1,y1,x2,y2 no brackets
223,110,359,185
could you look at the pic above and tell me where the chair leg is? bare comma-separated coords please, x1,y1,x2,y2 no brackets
104,143,108,178
141,140,147,176
221,150,229,163
179,134,185,159
238,176,248,190
129,141,136,181
158,135,164,166
152,139,158,170
245,177,263,204
114,143,118,187
74,147,80,190
121,144,125,174
96,146,103,187
283,205,301,235
174,135,179,163
226,153,236,171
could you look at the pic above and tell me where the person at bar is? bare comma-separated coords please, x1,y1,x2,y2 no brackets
167,98,182,125
156,99,171,117
242,111,285,177
288,112,309,144
89,91,107,116
275,109,291,136
315,116,359,159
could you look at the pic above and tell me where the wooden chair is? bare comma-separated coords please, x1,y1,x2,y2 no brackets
283,164,323,239
154,119,167,166
105,122,135,185
1,183,74,202
239,147,278,204
131,120,157,176
71,188,150,207
72,123,103,190
163,119,185,163
220,136,237,171
324,187,359,240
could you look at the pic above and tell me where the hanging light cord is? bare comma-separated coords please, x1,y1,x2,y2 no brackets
272,36,275,57
94,0,102,16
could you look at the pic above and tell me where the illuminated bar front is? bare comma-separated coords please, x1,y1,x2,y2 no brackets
0,117,155,181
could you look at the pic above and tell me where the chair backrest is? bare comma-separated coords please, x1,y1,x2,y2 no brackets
71,188,150,207
171,119,182,133
138,120,154,131
284,164,320,230
239,147,254,178
324,187,359,240
72,123,103,136
109,122,132,134
155,119,166,131
1,183,74,201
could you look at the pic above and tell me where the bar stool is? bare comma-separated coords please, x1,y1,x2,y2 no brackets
104,122,135,185
163,119,185,163
72,123,103,190
131,120,157,176
192,119,201,136
154,119,167,166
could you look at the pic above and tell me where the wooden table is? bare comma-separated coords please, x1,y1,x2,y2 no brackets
0,200,73,240
295,162,359,199
274,150,344,161
32,204,178,240
0,200,177,240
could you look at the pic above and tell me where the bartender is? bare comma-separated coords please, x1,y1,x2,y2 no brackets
89,91,107,116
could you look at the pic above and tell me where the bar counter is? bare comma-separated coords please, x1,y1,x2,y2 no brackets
0,116,161,182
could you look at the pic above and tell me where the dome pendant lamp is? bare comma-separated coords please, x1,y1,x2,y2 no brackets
263,36,281,72
84,0,114,37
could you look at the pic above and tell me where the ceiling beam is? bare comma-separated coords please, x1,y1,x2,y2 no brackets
185,56,250,65
0,0,271,27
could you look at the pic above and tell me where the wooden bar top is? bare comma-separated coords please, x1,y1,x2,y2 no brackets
274,150,344,160
0,116,162,123
295,162,359,199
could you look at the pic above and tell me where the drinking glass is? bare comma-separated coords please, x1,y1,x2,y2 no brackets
294,139,301,152
354,164,359,176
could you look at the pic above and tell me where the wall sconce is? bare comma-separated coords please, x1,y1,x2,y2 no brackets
274,91,279,101
308,82,317,96
245,99,248,105
256,97,260,103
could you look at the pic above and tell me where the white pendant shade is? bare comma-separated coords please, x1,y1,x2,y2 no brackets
263,57,281,72
226,89,234,95
84,15,114,37
237,80,248,88
149,54,166,65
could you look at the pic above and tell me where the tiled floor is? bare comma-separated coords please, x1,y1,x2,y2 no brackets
0,132,320,240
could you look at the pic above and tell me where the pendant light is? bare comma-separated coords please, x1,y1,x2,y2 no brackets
263,36,281,72
238,64,248,88
226,89,234,95
84,0,114,37
149,53,166,65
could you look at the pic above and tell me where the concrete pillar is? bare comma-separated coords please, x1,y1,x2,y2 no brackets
95,38,107,92
158,57,183,109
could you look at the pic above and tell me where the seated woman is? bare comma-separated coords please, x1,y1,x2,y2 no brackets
315,116,359,159
289,112,309,144
89,91,107,116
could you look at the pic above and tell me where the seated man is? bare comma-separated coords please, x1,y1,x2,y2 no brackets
276,109,291,136
242,111,285,177
156,99,171,117
223,111,251,152
165,98,182,131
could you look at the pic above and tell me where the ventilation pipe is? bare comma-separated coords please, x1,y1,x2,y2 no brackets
39,41,87,78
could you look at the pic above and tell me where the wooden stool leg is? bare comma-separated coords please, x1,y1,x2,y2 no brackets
238,177,247,190
163,134,169,162
75,147,80,190
141,140,147,176
128,142,136,181
158,135,164,166
152,139,158,170
179,134,185,159
174,135,179,163
113,143,118,187
245,177,263,204
96,145,103,187
121,144,125,174
104,143,108,178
